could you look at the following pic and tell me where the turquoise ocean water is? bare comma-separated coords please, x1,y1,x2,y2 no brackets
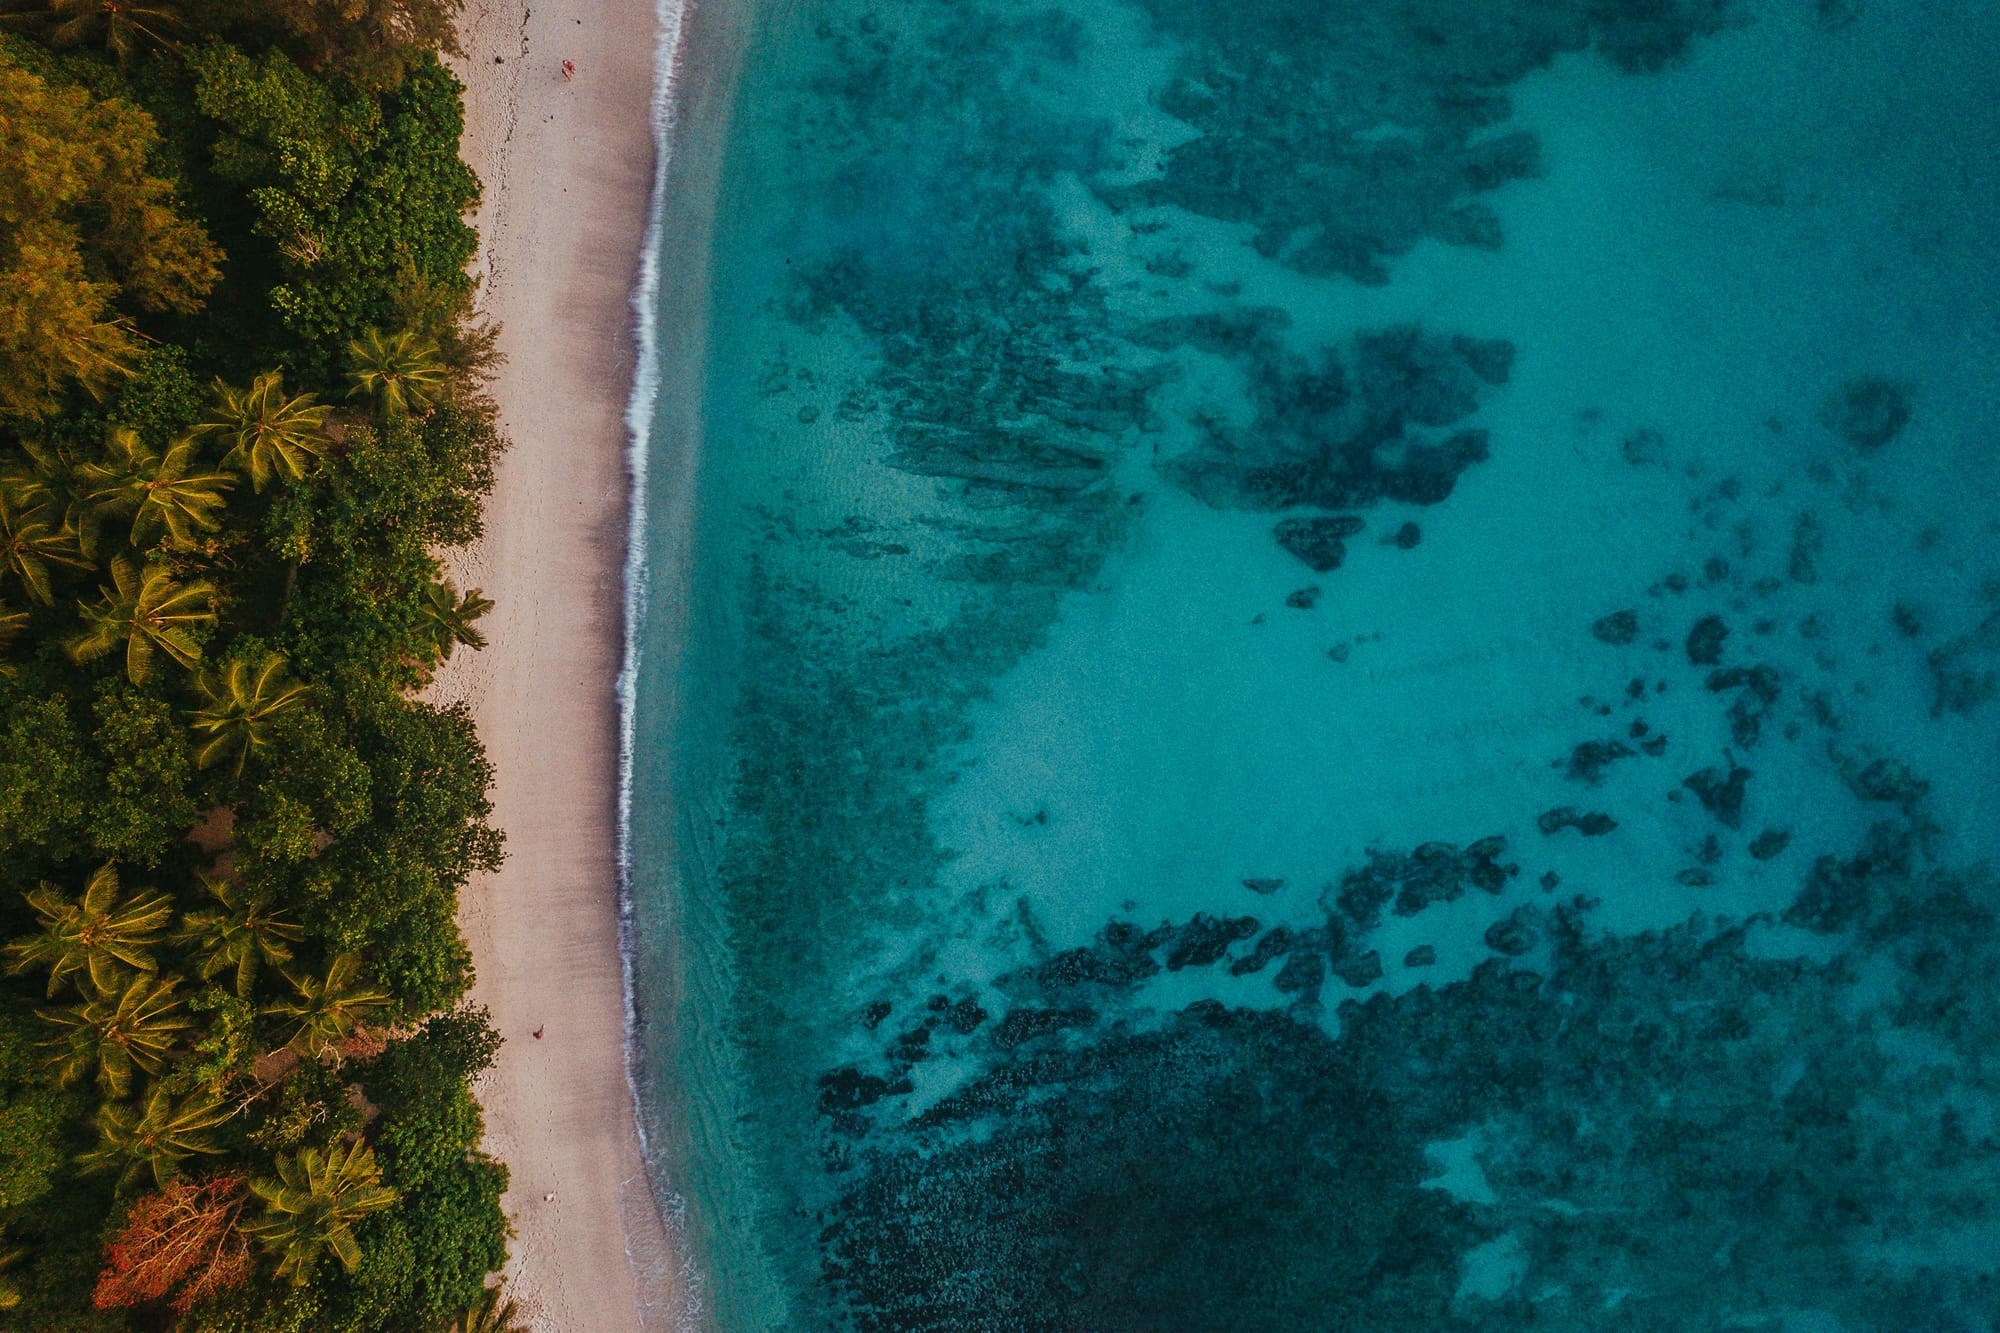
625,0,2000,1326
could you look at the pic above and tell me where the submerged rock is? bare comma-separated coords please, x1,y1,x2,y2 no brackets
1819,375,1911,450
1274,516,1365,572
1682,763,1752,829
1537,806,1619,837
1592,609,1639,645
1686,614,1730,666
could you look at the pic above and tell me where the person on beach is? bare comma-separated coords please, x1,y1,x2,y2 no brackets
533,1025,544,1039
562,59,575,81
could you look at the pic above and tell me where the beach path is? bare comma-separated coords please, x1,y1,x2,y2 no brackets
436,1,681,1327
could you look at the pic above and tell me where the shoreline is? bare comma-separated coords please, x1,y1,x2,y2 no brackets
437,1,685,1327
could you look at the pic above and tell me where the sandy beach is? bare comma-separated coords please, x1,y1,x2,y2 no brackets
433,1,683,1327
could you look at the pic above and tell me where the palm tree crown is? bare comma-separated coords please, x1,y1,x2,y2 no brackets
452,1284,530,1333
173,873,304,997
419,579,493,662
68,555,218,684
81,427,234,550
190,653,311,777
345,328,447,415
2,0,187,65
268,954,389,1058
40,971,192,1099
79,1082,229,1191
244,1140,397,1283
192,372,330,493
4,864,174,997
0,477,92,605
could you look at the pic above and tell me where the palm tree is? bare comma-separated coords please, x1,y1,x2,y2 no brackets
190,653,311,777
193,372,330,492
345,328,448,415
419,579,493,662
4,864,174,997
0,0,187,64
451,1284,530,1333
0,1231,22,1310
173,874,304,997
41,971,192,1099
0,479,92,604
267,954,389,1058
68,556,218,684
0,600,25,657
243,1140,397,1283
81,428,234,550
16,438,110,559
79,1082,229,1190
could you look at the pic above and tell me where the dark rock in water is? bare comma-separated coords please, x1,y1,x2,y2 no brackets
1284,586,1320,609
947,998,989,1034
1230,926,1299,976
1929,608,2000,716
818,1065,904,1113
1537,806,1618,837
1686,614,1730,666
1164,914,1260,971
1334,950,1383,987
1539,870,1560,891
1274,516,1365,572
1389,521,1422,550
1682,764,1752,828
1566,739,1636,785
1784,825,1914,933
1706,665,1781,703
1327,642,1351,663
1484,909,1538,957
1622,427,1668,465
861,1001,893,1030
1164,327,1498,514
1789,513,1823,584
1640,735,1669,757
1466,835,1507,860
893,1025,933,1060
1274,950,1327,995
1403,944,1437,967
1038,942,1160,990
1749,829,1792,861
994,1007,1095,1049
1592,610,1639,645
1846,757,1928,808
1819,375,1911,450
1242,877,1286,895
1450,334,1516,385
1675,868,1716,887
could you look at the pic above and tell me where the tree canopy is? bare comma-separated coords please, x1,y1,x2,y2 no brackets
0,9,516,1326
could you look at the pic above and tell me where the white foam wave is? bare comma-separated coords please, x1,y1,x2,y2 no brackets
617,0,708,1326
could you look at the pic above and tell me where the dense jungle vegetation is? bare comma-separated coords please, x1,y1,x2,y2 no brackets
0,1,526,1327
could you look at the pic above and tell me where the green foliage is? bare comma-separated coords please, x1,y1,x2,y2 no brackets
0,687,93,859
192,45,477,362
0,1001,80,1210
0,50,219,418
0,9,512,1323
108,344,204,447
90,679,196,863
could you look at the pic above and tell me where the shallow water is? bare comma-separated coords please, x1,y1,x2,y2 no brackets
626,0,2000,1326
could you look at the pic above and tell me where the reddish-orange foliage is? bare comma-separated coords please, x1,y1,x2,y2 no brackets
94,1172,253,1312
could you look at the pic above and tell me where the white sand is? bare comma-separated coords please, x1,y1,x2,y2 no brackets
435,2,684,1327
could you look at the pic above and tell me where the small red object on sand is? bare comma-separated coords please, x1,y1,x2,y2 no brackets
561,59,575,81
